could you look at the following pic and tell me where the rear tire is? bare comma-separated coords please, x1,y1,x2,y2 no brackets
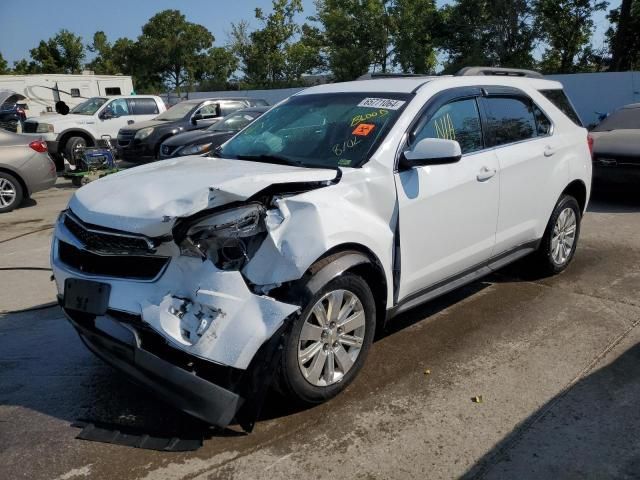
279,273,376,405
533,194,581,275
0,172,24,213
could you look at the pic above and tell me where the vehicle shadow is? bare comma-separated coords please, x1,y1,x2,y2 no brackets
0,281,495,444
461,341,640,479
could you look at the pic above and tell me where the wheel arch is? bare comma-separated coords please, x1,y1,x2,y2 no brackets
57,129,95,153
300,244,389,334
561,179,588,214
0,166,29,197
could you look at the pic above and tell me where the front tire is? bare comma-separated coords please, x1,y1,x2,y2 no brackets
64,136,87,166
534,194,581,275
0,172,24,213
279,273,376,404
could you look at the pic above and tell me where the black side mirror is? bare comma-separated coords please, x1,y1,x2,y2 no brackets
192,113,203,125
100,110,113,120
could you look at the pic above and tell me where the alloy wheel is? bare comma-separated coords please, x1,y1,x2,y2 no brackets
551,207,577,265
0,178,17,208
298,289,366,387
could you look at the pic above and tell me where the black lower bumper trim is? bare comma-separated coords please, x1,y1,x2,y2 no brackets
64,307,242,429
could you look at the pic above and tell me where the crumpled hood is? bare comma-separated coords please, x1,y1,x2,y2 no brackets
69,156,338,236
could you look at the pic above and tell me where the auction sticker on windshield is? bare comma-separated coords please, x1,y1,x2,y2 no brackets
357,98,406,110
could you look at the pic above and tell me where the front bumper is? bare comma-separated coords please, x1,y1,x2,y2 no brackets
51,211,300,428
117,142,156,162
63,306,243,427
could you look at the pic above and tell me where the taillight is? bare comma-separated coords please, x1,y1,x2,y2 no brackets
29,140,48,153
587,133,594,157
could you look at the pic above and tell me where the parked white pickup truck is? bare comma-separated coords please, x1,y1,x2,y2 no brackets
22,95,166,168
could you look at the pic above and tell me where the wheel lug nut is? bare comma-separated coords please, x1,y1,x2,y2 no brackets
333,341,338,348
330,322,336,328
323,344,329,351
337,327,343,334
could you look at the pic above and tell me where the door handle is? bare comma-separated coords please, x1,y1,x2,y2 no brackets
476,166,497,182
544,145,556,157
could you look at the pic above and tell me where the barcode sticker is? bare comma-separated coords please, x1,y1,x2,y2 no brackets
357,98,406,110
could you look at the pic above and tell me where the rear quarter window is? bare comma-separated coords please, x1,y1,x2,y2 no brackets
539,89,583,127
128,98,160,115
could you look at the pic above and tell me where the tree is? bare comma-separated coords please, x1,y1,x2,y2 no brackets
231,0,323,88
315,0,392,81
440,0,536,73
29,29,85,73
391,0,440,73
534,0,608,73
607,0,640,71
0,52,9,74
137,10,214,92
86,31,117,74
193,47,239,90
12,59,33,74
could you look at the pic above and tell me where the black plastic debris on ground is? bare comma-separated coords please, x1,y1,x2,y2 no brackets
72,420,204,451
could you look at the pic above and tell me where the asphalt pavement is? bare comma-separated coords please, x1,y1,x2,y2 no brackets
0,180,639,479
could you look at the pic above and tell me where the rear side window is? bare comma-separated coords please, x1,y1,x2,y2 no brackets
128,98,159,115
413,98,484,154
539,89,582,126
220,101,248,116
483,97,537,146
591,106,640,131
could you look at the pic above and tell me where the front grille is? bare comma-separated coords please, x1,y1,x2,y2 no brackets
117,130,135,147
58,241,169,280
64,212,153,254
23,121,37,133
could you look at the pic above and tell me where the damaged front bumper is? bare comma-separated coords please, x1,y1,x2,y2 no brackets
51,212,300,430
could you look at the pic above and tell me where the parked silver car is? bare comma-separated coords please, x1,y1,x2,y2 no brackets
0,129,57,213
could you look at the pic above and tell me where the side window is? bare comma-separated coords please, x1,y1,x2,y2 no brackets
105,87,122,96
484,97,537,146
70,88,80,97
107,98,130,117
197,103,220,118
220,102,246,116
413,98,484,155
533,104,552,136
128,98,159,115
539,89,583,126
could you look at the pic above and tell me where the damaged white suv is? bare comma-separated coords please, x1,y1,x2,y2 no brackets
52,68,592,431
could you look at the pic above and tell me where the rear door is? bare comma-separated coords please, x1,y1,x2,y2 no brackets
480,91,565,256
127,97,160,124
395,92,500,301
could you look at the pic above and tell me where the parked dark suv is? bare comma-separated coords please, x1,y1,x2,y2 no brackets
0,90,28,133
117,97,268,162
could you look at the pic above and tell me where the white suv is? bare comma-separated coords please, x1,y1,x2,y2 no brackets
22,95,166,167
51,68,591,431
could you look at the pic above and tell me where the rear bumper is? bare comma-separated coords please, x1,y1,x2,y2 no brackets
62,305,244,428
593,164,640,184
46,140,60,155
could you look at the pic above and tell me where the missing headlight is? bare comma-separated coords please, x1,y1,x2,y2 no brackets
179,203,267,270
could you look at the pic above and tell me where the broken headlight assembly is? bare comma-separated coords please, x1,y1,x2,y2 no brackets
179,203,267,271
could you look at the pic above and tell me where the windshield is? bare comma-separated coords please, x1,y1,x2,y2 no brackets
155,102,197,121
208,111,260,132
218,93,410,168
70,97,107,115
592,107,640,131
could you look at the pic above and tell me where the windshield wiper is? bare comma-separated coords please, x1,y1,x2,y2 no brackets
235,154,306,168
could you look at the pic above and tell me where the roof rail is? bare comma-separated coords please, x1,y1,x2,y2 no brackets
455,66,543,79
357,72,432,80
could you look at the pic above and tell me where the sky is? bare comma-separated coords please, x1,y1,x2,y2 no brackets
0,0,620,66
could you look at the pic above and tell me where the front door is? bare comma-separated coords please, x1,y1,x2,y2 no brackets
96,98,136,139
395,97,500,302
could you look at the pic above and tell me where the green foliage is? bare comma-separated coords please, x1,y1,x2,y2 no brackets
607,0,640,70
391,0,440,74
314,0,392,81
440,0,536,73
0,52,8,74
194,47,240,91
230,0,322,88
138,10,214,92
534,0,608,74
29,29,85,73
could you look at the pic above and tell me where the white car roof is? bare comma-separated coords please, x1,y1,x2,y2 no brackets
298,75,563,96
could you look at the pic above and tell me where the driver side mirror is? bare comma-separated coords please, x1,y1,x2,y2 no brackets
399,138,462,169
191,113,203,125
100,110,113,120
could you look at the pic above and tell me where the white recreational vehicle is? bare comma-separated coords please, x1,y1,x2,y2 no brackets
0,72,135,117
